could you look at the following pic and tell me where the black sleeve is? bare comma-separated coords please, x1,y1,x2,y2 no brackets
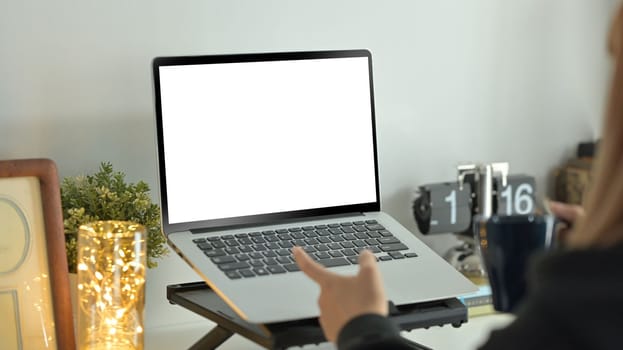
337,314,425,350
478,245,623,350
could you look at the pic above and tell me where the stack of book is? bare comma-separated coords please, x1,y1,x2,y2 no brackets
458,284,495,317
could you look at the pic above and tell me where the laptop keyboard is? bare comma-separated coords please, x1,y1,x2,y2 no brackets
192,220,418,280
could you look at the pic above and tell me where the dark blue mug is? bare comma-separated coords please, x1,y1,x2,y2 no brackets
474,214,557,312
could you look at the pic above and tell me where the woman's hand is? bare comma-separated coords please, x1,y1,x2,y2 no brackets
547,200,585,242
292,247,388,343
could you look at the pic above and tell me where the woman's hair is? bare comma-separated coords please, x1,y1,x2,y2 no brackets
569,5,623,247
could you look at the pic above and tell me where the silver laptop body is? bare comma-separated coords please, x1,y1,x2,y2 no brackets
152,49,476,324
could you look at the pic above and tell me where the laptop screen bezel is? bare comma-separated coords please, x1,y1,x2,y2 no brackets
152,49,381,235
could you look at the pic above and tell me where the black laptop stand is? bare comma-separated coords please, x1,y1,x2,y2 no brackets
167,282,468,349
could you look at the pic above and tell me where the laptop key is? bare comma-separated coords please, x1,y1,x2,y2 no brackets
342,227,355,234
329,250,343,258
317,257,350,268
239,246,254,253
262,250,277,258
226,271,242,279
379,237,400,245
252,244,267,251
316,229,330,236
239,237,253,245
379,230,393,237
291,232,305,239
266,243,280,250
283,263,300,272
389,251,405,259
276,249,291,256
239,269,255,278
340,241,355,249
212,256,236,264
252,237,266,243
354,232,369,239
405,252,418,258
254,267,270,276
279,241,294,248
315,252,331,260
328,243,341,250
365,238,379,245
192,238,206,243
249,260,264,267
264,258,278,265
343,234,357,241
225,247,240,255
354,226,368,232
212,241,226,249
292,239,307,246
204,249,226,258
379,255,392,261
304,231,318,238
305,238,319,245
315,236,330,244
218,262,250,271
277,233,292,241
347,256,359,264
265,235,280,243
380,243,409,252
342,249,357,256
267,265,287,274
236,253,250,261
368,232,382,238
197,242,213,250
315,244,330,252
353,240,367,247
249,252,264,259
366,246,382,253
276,256,291,264
225,240,240,247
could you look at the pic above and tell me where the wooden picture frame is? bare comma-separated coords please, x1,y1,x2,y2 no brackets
0,159,75,350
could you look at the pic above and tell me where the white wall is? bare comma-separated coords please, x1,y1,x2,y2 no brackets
1,0,618,329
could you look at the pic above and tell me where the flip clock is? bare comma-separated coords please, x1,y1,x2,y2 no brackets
412,162,537,282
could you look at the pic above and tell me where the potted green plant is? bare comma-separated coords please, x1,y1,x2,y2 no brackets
61,162,168,273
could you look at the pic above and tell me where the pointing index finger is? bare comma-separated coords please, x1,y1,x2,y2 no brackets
292,246,334,285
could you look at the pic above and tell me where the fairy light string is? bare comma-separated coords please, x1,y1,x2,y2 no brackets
77,221,145,350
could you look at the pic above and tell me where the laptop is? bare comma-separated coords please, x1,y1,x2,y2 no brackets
152,49,476,324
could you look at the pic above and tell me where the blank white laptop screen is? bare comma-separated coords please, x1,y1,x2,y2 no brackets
158,56,377,225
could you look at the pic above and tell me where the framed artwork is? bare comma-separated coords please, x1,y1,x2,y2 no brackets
0,159,75,350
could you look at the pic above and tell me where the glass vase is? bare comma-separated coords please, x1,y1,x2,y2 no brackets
77,221,146,350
